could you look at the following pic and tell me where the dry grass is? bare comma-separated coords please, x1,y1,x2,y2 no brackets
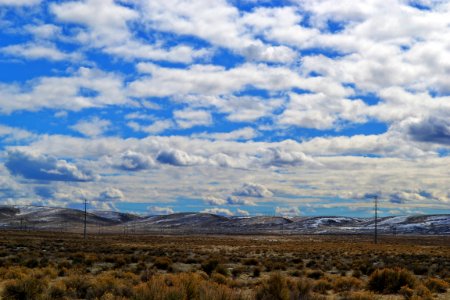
0,231,448,299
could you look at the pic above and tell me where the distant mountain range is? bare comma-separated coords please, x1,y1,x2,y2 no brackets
0,205,449,235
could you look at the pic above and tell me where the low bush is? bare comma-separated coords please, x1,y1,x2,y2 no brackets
201,259,219,276
424,277,449,293
133,272,244,300
307,270,324,279
295,277,313,298
63,274,91,299
313,279,333,294
153,256,173,270
243,258,259,266
46,280,67,300
340,291,377,300
256,272,290,300
367,268,416,293
333,276,363,292
2,276,47,300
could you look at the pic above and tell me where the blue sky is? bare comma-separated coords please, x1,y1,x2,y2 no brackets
0,0,449,217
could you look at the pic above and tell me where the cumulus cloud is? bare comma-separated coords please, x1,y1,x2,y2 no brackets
50,0,207,63
129,63,303,98
71,117,111,137
115,151,155,171
233,183,273,198
275,206,300,217
407,116,450,145
236,208,250,216
156,149,205,166
139,0,296,63
203,196,227,206
129,120,175,135
5,150,96,182
2,0,450,215
226,196,256,206
0,125,36,143
0,0,40,6
193,127,258,141
201,207,234,216
173,109,212,129
0,43,80,61
278,93,367,130
148,206,174,215
265,146,318,167
0,67,127,113
98,188,124,202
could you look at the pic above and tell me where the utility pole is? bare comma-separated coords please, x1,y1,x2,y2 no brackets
84,198,87,239
374,195,378,244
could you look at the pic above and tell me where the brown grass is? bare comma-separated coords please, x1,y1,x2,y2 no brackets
0,231,448,299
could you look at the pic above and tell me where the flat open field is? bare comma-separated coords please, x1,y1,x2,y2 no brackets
0,231,448,299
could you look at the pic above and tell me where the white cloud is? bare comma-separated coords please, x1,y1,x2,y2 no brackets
275,206,300,217
148,206,174,215
156,149,206,166
0,0,40,6
0,67,127,113
226,196,256,206
174,109,212,129
139,0,296,63
71,117,111,137
237,208,250,216
129,63,304,98
25,24,62,39
129,120,175,135
193,127,258,141
278,93,367,130
233,183,273,198
0,125,36,143
115,150,155,171
203,196,227,206
265,145,318,167
99,188,124,201
5,150,97,182
50,0,208,63
201,207,234,216
51,0,138,44
0,43,80,61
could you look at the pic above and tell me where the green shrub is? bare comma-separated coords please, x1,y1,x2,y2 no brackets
367,268,416,294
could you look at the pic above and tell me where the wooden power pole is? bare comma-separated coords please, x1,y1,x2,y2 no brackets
374,195,378,244
83,199,87,239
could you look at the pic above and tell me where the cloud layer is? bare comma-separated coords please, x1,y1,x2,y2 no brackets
0,0,449,216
